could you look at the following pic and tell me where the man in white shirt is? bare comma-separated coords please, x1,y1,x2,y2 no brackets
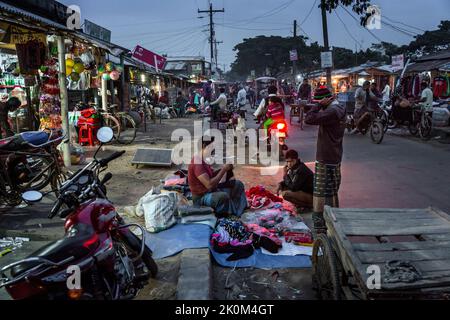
236,85,247,109
381,83,391,103
253,85,278,122
210,87,228,120
417,82,433,112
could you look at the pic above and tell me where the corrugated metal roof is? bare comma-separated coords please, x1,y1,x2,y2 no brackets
416,49,450,62
72,31,129,56
406,58,450,73
0,1,69,31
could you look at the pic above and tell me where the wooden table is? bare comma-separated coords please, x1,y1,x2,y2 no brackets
312,206,450,300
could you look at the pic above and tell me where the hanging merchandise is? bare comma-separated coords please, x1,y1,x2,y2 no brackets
110,70,120,81
73,62,85,74
433,75,449,99
15,41,46,74
39,59,61,130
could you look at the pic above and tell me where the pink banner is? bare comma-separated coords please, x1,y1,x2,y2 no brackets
132,45,167,71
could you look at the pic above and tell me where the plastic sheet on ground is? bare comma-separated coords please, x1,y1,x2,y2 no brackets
210,248,312,269
144,223,211,259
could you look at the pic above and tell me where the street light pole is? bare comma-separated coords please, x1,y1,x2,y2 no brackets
321,0,332,87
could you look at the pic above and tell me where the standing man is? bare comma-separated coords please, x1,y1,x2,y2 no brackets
210,87,228,121
381,83,391,106
416,81,433,112
203,80,213,103
298,79,312,102
0,96,21,138
305,86,346,234
236,85,247,109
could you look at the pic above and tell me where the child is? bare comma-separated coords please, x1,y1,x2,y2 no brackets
263,96,285,134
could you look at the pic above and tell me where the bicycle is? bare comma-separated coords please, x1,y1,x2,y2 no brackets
411,104,433,141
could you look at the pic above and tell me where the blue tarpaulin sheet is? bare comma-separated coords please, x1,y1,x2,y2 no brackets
145,223,211,259
210,248,312,269
145,223,312,269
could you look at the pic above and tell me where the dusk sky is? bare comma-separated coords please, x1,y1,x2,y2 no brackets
59,0,450,70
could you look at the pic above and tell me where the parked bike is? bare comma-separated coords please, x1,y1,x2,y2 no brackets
0,127,157,300
0,129,67,206
385,101,433,141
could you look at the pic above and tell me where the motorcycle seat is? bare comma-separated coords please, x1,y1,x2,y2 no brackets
10,224,98,278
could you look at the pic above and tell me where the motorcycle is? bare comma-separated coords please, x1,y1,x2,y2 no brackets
345,105,385,144
0,127,157,300
0,129,67,206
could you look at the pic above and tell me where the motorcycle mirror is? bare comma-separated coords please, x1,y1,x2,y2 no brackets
96,127,114,144
22,191,43,203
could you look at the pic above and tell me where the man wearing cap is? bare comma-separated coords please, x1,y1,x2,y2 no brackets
305,86,346,233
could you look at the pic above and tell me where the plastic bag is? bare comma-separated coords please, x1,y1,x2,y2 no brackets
141,193,177,233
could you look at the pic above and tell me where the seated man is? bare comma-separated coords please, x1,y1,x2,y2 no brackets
188,136,248,218
276,150,314,210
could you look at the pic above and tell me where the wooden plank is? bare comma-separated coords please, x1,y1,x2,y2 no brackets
352,241,450,252
423,234,450,241
333,211,442,221
361,262,450,291
339,219,445,229
323,206,370,299
341,224,450,236
429,207,450,222
357,249,450,264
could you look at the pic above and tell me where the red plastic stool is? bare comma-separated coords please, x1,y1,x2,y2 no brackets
79,124,99,146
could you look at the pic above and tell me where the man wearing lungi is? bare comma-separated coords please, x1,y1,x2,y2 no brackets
305,86,346,234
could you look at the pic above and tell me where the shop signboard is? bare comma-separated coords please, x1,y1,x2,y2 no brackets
132,46,167,72
84,20,111,43
392,54,404,72
0,22,46,44
289,49,298,61
321,51,333,69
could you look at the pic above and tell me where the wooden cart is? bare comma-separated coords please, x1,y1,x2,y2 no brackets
312,206,450,300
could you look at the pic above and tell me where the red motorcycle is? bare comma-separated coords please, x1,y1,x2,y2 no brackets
0,128,157,300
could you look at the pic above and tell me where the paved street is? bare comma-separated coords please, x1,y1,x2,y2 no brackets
286,120,450,213
1,109,450,300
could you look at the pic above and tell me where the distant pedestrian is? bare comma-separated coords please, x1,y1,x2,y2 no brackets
0,96,21,138
298,78,312,102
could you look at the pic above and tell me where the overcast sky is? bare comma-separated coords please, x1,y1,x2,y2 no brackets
59,0,450,70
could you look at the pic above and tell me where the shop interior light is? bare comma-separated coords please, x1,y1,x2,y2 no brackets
141,74,146,82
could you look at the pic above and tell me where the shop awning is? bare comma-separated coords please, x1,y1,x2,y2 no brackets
71,31,129,57
0,1,70,32
405,58,450,73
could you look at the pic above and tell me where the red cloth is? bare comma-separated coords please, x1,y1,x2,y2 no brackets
246,186,283,208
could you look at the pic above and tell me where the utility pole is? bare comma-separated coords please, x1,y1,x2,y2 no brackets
293,20,298,84
213,40,223,73
198,3,224,74
320,0,332,87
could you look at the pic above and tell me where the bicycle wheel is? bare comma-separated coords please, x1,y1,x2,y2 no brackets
117,114,137,145
103,114,121,142
370,120,385,144
419,114,433,141
13,155,53,191
312,234,342,300
379,111,389,133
